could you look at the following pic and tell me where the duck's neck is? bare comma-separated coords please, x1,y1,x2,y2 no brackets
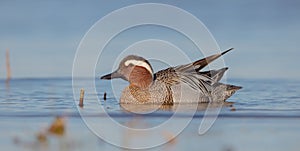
129,66,153,89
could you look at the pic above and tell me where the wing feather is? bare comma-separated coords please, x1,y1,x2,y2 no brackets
153,48,234,96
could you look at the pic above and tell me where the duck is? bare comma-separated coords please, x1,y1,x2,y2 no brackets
100,48,241,104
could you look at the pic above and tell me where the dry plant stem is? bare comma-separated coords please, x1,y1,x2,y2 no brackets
79,88,85,107
6,48,11,81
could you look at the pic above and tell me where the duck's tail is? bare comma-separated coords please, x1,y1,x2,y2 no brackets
211,83,242,102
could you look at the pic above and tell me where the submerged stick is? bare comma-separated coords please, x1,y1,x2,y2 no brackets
6,48,11,81
79,88,85,107
103,92,107,101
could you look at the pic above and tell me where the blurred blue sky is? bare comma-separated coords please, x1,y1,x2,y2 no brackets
0,0,299,79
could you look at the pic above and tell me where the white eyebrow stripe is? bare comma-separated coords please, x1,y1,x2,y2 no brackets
124,59,153,75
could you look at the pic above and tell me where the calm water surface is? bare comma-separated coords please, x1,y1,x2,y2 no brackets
1,78,300,151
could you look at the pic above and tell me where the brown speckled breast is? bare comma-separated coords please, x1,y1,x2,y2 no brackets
120,81,172,104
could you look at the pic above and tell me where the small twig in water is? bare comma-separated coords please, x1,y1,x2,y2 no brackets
79,88,85,107
103,92,107,101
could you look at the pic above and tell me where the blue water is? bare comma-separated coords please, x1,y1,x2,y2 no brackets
1,78,300,151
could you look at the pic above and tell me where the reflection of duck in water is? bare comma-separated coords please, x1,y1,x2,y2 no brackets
119,102,235,113
101,48,241,104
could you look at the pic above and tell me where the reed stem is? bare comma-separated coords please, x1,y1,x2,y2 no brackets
79,88,85,107
6,48,11,81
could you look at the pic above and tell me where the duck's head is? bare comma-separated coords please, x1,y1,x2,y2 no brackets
100,55,154,89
